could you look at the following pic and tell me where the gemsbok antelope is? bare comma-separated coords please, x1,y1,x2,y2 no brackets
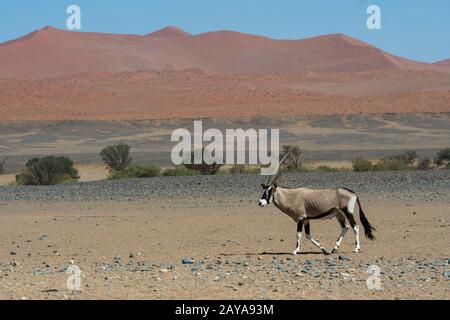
258,154,375,255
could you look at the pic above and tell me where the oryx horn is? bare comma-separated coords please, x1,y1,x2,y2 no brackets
267,152,292,186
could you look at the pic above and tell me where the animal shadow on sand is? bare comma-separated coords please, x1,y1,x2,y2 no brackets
220,251,324,257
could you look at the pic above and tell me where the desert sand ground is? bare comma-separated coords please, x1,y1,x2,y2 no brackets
0,172,448,300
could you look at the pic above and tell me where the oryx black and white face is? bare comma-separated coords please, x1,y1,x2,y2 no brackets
259,184,274,207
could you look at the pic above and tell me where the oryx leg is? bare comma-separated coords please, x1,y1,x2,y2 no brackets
292,220,304,255
304,220,331,255
343,208,360,253
331,213,349,253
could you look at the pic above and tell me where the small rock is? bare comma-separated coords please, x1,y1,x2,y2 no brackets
139,264,151,272
444,271,450,280
182,258,194,265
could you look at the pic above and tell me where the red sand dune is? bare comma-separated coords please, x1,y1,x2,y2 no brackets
0,26,446,80
0,69,449,121
434,59,450,68
0,26,449,121
146,26,191,38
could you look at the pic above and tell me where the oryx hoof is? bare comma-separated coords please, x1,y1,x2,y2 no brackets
331,248,338,254
353,248,360,253
322,248,332,255
292,250,300,256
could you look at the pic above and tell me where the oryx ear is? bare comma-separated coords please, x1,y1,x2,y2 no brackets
273,183,278,189
261,184,266,189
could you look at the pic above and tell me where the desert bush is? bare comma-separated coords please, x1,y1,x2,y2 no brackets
280,164,312,173
374,158,410,171
294,164,312,173
0,157,6,174
162,166,200,177
16,156,79,185
108,164,160,180
373,151,421,171
280,145,308,169
435,148,450,166
182,149,223,175
315,165,350,173
100,143,132,171
352,158,374,172
386,151,417,166
314,165,336,173
417,158,432,170
229,164,246,174
229,165,260,174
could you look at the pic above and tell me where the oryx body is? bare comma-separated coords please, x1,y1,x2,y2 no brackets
259,185,375,255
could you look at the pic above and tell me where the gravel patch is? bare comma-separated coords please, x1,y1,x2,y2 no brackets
0,171,449,203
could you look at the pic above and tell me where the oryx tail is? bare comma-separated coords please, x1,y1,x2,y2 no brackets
342,188,375,240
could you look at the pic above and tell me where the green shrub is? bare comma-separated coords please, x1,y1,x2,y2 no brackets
352,158,374,172
108,164,160,180
182,149,223,175
373,151,421,171
387,151,417,166
100,143,132,171
230,164,245,174
382,151,416,165
106,171,128,180
435,148,450,166
16,156,79,185
295,164,312,172
229,165,260,174
126,164,160,178
315,165,334,172
280,164,312,173
315,165,350,173
374,159,410,171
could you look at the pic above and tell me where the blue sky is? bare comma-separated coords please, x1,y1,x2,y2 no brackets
0,0,448,62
